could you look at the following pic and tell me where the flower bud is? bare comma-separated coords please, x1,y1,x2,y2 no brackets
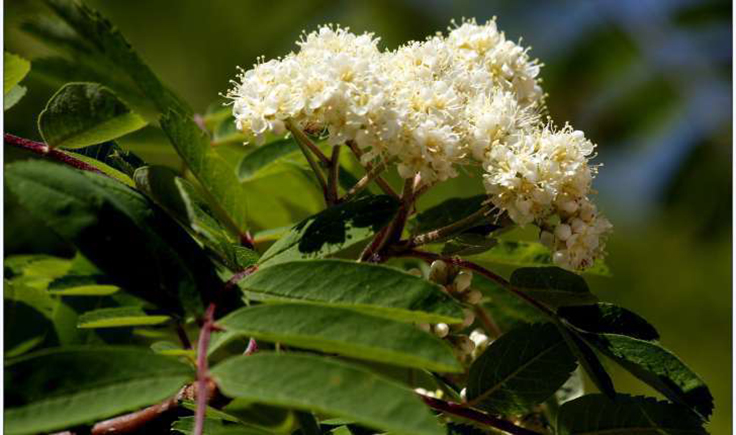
408,268,423,277
429,260,448,284
433,323,449,338
464,289,483,305
453,270,473,292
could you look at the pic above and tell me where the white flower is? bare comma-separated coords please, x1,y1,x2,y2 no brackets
226,20,611,270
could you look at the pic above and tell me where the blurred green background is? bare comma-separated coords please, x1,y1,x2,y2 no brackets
5,0,731,432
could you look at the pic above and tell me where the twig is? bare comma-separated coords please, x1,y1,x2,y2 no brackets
286,121,330,166
474,305,502,339
286,123,329,203
90,392,181,435
5,133,105,174
361,177,414,262
194,302,216,435
407,206,491,248
176,323,192,349
328,146,341,205
341,159,390,202
419,395,542,435
346,141,399,199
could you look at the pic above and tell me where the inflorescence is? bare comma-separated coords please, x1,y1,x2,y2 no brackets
227,19,611,270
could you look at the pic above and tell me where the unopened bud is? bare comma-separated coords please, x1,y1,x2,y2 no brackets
462,309,475,328
433,323,450,338
429,260,448,284
464,289,483,305
460,388,467,402
417,323,431,332
454,270,472,292
408,268,423,277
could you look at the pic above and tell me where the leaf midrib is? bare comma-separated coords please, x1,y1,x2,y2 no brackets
469,340,565,406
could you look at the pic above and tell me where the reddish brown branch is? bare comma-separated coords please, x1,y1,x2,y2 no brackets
5,133,104,174
91,393,180,435
419,395,542,435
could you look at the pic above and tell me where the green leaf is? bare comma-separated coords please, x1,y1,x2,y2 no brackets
558,303,660,341
259,195,400,266
171,416,267,435
5,347,193,435
77,306,170,328
211,352,443,435
67,141,146,176
237,137,300,181
5,160,221,313
557,394,707,435
556,325,616,399
4,52,30,95
239,260,464,324
468,241,611,276
510,267,598,308
41,0,189,113
160,109,251,235
49,284,120,296
218,303,462,372
474,275,545,331
151,341,196,358
441,233,497,256
4,280,58,357
134,165,252,270
5,84,27,111
582,333,713,419
414,195,487,234
38,82,147,149
466,323,578,415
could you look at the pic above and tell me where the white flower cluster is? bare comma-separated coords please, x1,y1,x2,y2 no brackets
227,19,610,270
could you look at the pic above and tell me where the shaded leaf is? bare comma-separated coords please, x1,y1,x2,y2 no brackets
5,347,193,435
239,260,464,324
134,165,252,270
441,233,497,256
4,52,30,95
467,323,578,415
219,303,462,372
42,0,189,113
38,83,146,149
171,416,267,435
5,84,27,111
77,306,170,328
5,160,221,314
211,352,443,435
468,241,611,276
414,195,488,234
557,394,707,435
558,303,660,341
260,195,400,266
160,109,250,235
556,325,616,399
510,267,598,308
583,332,713,419
67,141,146,176
237,137,300,181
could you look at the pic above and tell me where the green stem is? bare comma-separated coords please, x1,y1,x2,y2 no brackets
341,159,391,202
346,141,399,199
328,146,341,205
408,206,491,248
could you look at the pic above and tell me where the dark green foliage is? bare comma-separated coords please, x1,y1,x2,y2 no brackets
5,347,193,435
211,353,444,435
557,394,707,434
218,303,462,372
5,160,221,314
558,303,660,341
260,195,400,265
38,82,146,149
239,260,464,323
466,323,578,415
511,267,598,308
